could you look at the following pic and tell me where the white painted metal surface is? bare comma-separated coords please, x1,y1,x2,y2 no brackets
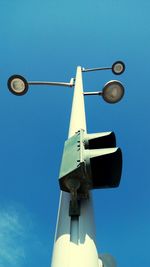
51,67,103,267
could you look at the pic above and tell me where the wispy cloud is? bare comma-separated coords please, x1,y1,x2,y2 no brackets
0,205,45,267
0,206,26,266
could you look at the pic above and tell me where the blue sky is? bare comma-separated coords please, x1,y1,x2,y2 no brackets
0,0,150,266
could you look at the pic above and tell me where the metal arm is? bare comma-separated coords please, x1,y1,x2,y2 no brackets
82,67,112,72
28,80,74,87
84,91,102,96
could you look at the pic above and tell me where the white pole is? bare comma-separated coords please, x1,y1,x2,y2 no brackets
51,67,102,267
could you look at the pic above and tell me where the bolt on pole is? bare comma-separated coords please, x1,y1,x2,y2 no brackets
51,66,102,267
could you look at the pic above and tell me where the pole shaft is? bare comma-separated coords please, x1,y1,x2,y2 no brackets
51,67,102,267
68,66,86,136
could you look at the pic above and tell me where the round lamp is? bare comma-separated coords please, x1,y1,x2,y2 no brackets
112,61,125,75
102,80,124,104
8,75,28,95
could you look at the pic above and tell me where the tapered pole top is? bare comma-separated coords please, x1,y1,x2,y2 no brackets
68,66,87,138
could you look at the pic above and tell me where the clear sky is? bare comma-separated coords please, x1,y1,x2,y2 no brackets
0,0,150,266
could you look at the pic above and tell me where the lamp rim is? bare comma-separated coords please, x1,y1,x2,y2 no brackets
7,74,28,96
112,61,125,75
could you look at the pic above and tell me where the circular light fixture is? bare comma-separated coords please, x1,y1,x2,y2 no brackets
112,61,125,75
7,75,28,95
102,80,124,104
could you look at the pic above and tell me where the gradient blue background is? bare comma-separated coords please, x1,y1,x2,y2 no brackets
0,1,149,266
